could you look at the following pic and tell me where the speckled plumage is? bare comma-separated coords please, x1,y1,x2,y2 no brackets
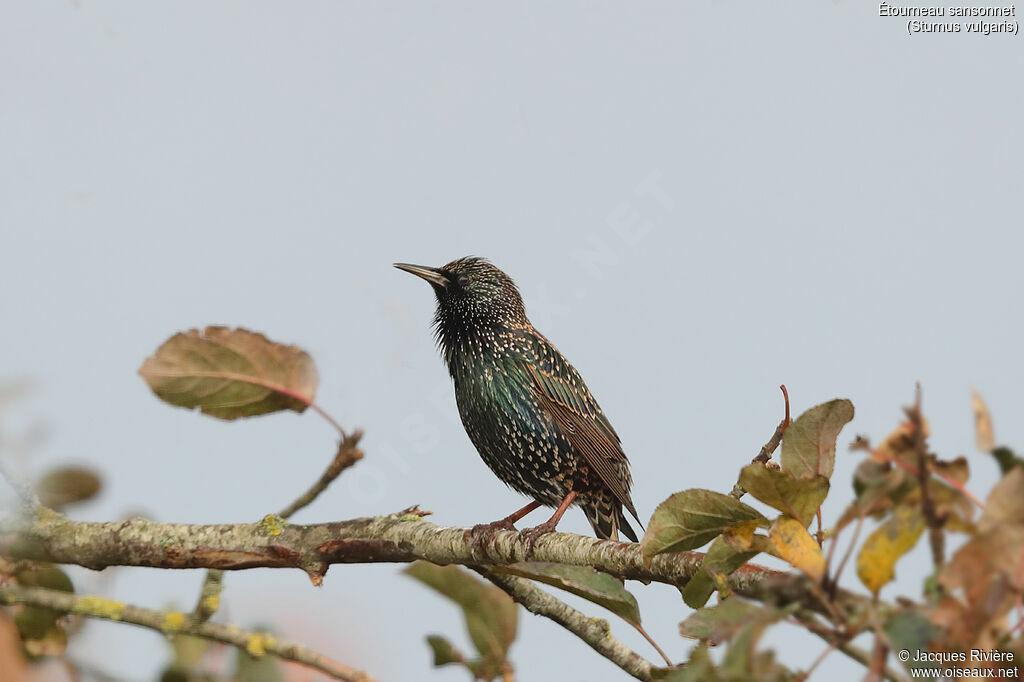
395,256,640,541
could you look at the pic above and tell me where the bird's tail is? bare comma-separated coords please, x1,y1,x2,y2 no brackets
583,497,639,542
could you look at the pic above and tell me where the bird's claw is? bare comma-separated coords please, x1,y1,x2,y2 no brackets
465,518,518,560
519,521,556,558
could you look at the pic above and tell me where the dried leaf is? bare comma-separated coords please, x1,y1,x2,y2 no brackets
737,463,829,527
780,398,854,480
971,389,996,453
492,563,641,625
979,467,1024,532
139,327,318,420
856,506,926,594
405,562,517,674
35,466,101,508
641,490,767,559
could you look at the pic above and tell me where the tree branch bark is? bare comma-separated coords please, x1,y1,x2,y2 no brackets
1,506,870,621
0,584,375,682
480,570,657,681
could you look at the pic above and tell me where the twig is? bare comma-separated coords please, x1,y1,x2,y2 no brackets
191,426,362,623
731,385,791,499
0,584,375,682
795,613,909,682
279,430,364,519
863,635,890,682
908,386,944,568
191,568,224,624
627,621,674,667
481,570,656,681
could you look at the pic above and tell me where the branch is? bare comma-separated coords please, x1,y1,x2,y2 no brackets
0,507,873,620
480,570,657,681
192,428,363,622
730,384,790,499
908,386,944,568
279,430,364,519
0,584,375,682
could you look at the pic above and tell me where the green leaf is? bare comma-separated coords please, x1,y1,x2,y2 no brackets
426,635,466,667
884,610,940,675
232,639,285,682
641,489,767,559
856,506,926,594
139,327,318,420
738,463,829,527
35,466,101,508
405,562,517,673
780,398,854,480
681,537,757,609
678,599,788,645
991,446,1024,474
492,562,641,624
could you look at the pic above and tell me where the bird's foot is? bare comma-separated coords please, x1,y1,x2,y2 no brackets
518,520,557,558
465,518,519,559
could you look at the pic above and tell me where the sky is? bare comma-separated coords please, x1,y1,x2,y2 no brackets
2,2,1023,681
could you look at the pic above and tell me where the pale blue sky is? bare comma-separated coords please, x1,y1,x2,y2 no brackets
2,3,1022,681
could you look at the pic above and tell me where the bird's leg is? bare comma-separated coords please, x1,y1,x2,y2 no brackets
520,491,577,557
466,500,543,558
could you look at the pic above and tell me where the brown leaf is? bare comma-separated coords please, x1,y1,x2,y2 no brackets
139,327,318,420
35,466,101,508
971,389,996,453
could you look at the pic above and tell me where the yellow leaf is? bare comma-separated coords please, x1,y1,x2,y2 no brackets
765,516,825,581
721,520,762,552
857,506,926,594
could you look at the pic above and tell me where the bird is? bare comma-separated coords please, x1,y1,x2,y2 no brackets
395,256,641,544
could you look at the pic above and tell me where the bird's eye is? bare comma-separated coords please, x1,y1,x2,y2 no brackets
456,274,469,286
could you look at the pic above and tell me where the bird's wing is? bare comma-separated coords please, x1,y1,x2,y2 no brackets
517,333,640,524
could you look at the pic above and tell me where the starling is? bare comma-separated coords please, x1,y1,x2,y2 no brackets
395,256,641,543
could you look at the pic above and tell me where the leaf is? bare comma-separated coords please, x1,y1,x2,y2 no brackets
979,467,1024,532
232,640,285,682
641,489,767,559
678,599,789,645
139,327,318,420
35,466,101,508
991,446,1024,475
404,562,518,673
856,506,926,594
681,537,758,609
491,563,641,624
971,388,996,453
763,516,825,581
426,635,466,667
884,610,940,675
737,463,829,527
780,398,854,480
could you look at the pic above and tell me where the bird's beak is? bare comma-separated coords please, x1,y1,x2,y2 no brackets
394,262,450,288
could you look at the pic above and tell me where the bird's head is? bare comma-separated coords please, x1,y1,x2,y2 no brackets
394,256,528,332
